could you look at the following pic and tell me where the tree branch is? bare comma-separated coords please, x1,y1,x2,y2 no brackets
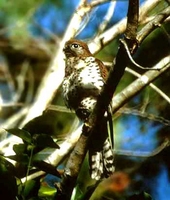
111,56,170,114
20,0,161,126
137,5,170,43
57,0,140,198
125,0,139,52
21,0,94,125
89,0,163,53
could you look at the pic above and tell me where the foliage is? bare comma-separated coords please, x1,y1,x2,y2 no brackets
0,127,59,199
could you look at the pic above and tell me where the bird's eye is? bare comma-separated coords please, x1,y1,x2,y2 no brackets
71,43,79,48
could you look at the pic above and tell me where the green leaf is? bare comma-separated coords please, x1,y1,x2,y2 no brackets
33,134,60,149
13,143,27,154
143,192,153,200
22,179,38,198
7,154,29,164
39,184,56,198
0,156,17,199
33,160,61,177
0,155,15,173
7,128,32,143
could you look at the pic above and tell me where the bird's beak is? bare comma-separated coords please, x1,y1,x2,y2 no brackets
63,45,72,58
63,45,69,53
63,47,66,52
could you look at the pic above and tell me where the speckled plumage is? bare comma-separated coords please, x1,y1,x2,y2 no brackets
62,39,114,180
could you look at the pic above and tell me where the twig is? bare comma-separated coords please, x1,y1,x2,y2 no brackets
14,62,29,102
104,63,170,104
47,105,72,113
0,107,29,129
121,39,161,70
21,58,170,188
24,65,34,104
89,0,162,53
115,139,170,157
21,0,161,126
90,0,112,8
125,67,170,104
21,0,115,126
1,62,16,99
21,0,91,125
159,24,170,44
97,1,116,35
119,108,170,127
137,5,170,43
111,56,170,113
21,124,83,183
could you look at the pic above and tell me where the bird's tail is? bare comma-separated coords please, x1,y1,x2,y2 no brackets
89,115,115,180
89,137,115,180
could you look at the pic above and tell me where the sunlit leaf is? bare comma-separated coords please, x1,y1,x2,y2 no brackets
22,179,39,198
0,155,15,173
39,185,56,198
33,134,60,149
7,128,32,143
13,143,27,154
7,154,29,164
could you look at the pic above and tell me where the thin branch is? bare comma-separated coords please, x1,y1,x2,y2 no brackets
89,0,162,53
1,62,16,99
90,0,112,8
25,65,34,104
119,108,170,127
21,124,82,183
21,0,161,126
47,105,72,113
97,1,116,35
111,56,170,114
20,135,170,184
21,0,92,125
104,63,170,104
21,0,115,126
115,138,170,157
125,67,170,104
14,62,29,102
0,107,29,129
159,24,170,44
121,39,161,70
137,5,170,43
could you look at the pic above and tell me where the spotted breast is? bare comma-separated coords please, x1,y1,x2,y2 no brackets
62,39,115,180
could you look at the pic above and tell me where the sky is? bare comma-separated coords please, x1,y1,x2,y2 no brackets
31,0,129,38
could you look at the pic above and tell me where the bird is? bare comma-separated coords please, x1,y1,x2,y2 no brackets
62,39,114,180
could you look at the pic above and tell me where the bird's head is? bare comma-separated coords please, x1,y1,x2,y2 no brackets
63,39,92,58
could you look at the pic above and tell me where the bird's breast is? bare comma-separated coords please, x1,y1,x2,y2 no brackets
63,57,105,109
